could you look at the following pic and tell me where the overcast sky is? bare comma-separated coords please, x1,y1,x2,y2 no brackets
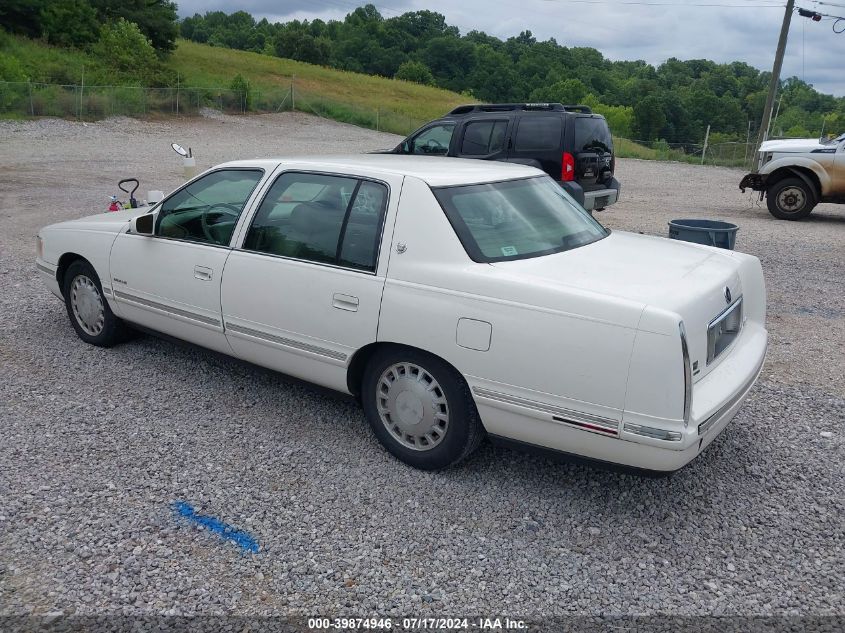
176,0,845,97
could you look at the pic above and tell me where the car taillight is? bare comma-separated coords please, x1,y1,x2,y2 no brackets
562,152,575,182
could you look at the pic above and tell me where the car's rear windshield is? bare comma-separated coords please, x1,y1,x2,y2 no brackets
573,116,613,154
433,176,609,263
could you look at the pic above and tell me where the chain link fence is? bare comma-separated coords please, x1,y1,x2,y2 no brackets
614,137,757,169
2,81,760,167
0,81,428,137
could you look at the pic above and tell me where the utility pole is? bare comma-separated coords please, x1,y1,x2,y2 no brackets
755,0,795,155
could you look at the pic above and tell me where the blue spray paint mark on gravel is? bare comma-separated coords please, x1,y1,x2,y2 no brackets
172,501,259,553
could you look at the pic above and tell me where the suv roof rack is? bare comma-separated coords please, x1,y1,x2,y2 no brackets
560,104,594,114
447,103,593,115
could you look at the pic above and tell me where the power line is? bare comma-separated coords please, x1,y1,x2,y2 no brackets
797,4,845,31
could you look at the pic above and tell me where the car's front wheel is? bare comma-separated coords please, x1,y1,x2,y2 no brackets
766,177,816,220
63,259,128,347
361,347,484,470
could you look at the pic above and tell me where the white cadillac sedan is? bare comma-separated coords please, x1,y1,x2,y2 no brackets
36,156,767,474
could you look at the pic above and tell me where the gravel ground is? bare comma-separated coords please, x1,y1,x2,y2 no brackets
0,112,843,621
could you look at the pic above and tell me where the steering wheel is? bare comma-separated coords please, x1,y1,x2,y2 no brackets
201,203,241,243
423,138,445,153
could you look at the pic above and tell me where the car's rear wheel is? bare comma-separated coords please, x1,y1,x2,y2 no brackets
63,260,128,347
361,347,484,470
766,177,816,220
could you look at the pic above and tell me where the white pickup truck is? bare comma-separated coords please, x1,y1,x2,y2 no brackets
740,133,845,220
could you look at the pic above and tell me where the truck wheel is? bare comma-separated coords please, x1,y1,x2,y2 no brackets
766,177,816,220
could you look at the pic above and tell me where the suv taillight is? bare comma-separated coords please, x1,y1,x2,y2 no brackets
562,152,575,182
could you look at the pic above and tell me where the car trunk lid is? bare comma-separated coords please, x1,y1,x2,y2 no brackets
490,231,744,382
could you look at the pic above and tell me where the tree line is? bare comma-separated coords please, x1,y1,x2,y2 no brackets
181,4,845,142
2,1,842,141
0,0,178,84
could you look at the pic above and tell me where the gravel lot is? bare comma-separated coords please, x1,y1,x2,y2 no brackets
0,112,843,621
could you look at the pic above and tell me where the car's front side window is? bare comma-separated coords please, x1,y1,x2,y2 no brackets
407,123,455,155
243,172,388,272
433,176,608,263
156,169,263,246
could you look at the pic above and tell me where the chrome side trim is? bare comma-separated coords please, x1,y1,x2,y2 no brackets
698,347,766,436
472,387,619,436
113,290,221,327
624,423,682,442
553,416,619,436
36,262,55,276
679,321,692,428
225,322,347,362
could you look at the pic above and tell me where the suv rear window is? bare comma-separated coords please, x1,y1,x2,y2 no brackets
514,117,562,151
573,116,613,154
433,176,608,262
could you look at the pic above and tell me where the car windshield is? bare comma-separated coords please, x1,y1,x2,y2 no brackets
822,132,845,145
433,176,609,263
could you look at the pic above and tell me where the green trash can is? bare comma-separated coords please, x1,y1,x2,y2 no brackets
668,219,738,250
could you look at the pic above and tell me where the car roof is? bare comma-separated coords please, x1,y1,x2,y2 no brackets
218,155,542,187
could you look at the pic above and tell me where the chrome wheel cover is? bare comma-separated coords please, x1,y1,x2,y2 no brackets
376,362,449,451
777,186,806,212
70,275,105,336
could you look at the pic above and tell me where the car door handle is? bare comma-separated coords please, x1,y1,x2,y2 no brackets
332,293,359,312
194,265,213,281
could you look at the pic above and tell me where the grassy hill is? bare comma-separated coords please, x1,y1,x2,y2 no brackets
169,40,466,128
1,35,741,164
0,35,467,133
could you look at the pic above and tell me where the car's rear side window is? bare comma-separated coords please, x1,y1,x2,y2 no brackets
460,120,508,155
243,172,388,272
514,116,562,151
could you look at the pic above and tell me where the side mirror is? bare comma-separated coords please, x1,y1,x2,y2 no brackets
132,213,154,236
171,143,190,158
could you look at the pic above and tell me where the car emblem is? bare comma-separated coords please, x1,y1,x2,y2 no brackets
725,287,732,304
396,242,407,254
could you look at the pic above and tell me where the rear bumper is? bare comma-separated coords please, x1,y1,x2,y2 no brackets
583,185,620,211
563,177,621,210
472,323,767,474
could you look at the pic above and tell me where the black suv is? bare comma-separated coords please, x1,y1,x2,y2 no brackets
390,103,621,211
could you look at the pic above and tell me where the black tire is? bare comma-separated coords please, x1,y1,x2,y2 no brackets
63,259,128,347
361,346,484,470
766,177,816,220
